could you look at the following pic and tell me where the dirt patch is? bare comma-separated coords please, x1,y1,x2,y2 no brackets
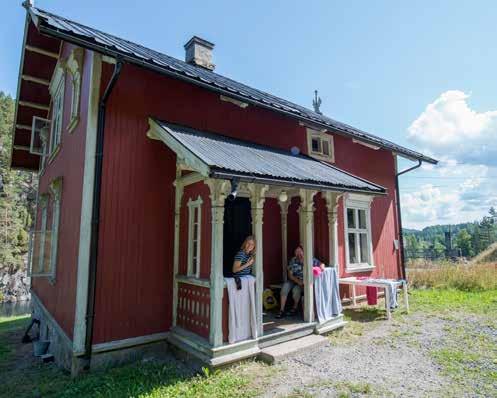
256,305,495,397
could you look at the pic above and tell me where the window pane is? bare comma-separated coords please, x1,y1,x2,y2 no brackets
359,233,369,263
348,233,357,263
311,137,320,152
322,140,330,156
358,209,367,229
347,208,355,228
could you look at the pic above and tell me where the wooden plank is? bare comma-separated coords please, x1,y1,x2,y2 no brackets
18,100,49,111
22,74,50,86
25,44,59,59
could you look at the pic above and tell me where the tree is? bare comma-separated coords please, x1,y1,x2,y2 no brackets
0,92,36,272
455,228,473,257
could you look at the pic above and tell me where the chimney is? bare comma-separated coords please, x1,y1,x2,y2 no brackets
184,36,215,71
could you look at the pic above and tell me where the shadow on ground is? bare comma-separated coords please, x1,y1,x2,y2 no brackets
0,316,253,398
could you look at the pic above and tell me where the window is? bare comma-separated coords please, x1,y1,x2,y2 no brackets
48,178,63,283
29,178,62,282
344,194,374,271
29,195,50,277
306,128,334,162
48,65,65,156
187,196,203,278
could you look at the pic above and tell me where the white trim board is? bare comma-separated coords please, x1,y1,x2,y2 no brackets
91,332,169,354
73,51,102,354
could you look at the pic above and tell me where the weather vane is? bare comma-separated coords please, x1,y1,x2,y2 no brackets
312,90,322,114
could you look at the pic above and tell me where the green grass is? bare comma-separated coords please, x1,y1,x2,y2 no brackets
0,315,30,362
409,288,497,315
1,361,260,398
0,316,267,398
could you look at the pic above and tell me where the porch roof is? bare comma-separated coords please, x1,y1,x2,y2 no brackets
149,119,387,195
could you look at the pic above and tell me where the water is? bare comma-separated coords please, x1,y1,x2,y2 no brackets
0,300,31,317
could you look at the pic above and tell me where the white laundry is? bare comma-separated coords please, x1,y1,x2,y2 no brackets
314,267,343,323
225,276,257,344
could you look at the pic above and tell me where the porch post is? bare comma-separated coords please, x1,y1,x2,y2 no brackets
172,164,184,327
205,179,229,347
248,183,268,337
299,189,316,323
325,192,341,267
278,198,289,282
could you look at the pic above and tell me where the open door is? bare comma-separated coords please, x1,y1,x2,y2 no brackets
223,197,252,276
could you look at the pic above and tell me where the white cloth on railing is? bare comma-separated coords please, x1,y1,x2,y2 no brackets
224,275,257,344
314,267,343,323
366,278,399,309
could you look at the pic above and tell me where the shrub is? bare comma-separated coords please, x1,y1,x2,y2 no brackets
408,262,497,291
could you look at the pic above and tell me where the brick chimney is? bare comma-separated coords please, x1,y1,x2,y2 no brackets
184,36,215,71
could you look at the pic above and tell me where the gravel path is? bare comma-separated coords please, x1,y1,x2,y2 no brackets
258,311,487,397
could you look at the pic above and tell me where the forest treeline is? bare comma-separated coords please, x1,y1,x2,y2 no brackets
404,208,497,259
0,92,36,272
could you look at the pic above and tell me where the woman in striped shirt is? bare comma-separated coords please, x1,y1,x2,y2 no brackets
232,236,256,277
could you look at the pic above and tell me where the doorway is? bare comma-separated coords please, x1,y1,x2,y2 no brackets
223,197,252,277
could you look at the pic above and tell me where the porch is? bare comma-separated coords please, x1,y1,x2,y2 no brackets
146,119,386,366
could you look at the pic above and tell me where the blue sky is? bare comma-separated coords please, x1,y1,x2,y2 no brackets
2,1,497,229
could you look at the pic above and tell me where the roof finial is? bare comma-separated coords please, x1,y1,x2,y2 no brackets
312,90,322,115
22,0,34,9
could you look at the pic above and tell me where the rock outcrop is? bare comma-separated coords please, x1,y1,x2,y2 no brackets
0,267,30,302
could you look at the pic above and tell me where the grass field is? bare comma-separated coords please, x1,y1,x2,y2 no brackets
0,263,496,397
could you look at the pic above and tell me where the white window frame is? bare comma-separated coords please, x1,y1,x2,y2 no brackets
31,194,49,277
66,48,84,132
48,177,63,283
306,128,334,163
48,64,65,157
187,196,203,278
344,193,374,272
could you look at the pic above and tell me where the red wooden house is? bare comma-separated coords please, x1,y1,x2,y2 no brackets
11,5,436,375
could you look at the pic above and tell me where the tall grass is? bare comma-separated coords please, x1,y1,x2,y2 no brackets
408,262,497,291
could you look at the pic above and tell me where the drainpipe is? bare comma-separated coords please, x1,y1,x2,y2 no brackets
395,159,422,280
84,59,123,362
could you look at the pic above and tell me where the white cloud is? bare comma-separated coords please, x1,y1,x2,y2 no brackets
408,90,497,165
402,91,497,228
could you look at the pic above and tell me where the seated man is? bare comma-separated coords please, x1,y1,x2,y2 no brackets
276,245,325,318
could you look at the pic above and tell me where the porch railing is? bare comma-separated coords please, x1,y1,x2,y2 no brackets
177,282,210,338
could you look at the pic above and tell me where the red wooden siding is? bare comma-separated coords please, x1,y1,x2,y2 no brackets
287,197,301,260
92,60,401,343
177,283,210,339
31,45,93,339
262,198,282,287
313,193,331,264
222,288,229,342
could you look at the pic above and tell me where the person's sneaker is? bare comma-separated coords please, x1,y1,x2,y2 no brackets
275,311,285,319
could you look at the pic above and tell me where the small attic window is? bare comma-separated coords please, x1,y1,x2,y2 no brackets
307,128,334,162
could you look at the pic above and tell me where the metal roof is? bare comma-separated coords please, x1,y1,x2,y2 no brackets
153,119,386,194
29,7,437,165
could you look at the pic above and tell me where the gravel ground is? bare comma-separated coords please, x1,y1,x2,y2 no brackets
257,309,495,397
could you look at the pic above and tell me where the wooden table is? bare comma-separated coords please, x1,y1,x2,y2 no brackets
338,277,409,320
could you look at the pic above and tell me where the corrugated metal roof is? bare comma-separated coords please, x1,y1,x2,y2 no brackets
154,120,386,194
29,7,437,165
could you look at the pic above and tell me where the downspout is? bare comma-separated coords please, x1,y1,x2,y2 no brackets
84,59,123,362
395,159,422,280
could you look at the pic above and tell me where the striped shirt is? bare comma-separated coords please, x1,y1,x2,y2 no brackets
233,250,253,276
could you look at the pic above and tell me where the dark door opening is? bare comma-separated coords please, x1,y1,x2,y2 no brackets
223,197,252,277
